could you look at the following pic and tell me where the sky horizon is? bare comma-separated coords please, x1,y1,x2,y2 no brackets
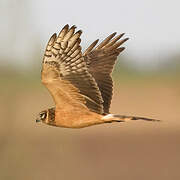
1,0,180,70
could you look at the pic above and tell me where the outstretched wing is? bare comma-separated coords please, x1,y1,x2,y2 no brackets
42,25,103,114
83,33,128,114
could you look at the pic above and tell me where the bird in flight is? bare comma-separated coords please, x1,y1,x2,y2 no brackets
36,24,159,128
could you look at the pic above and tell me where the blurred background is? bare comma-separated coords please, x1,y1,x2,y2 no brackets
0,0,180,179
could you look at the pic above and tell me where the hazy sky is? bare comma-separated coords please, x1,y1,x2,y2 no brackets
1,0,180,68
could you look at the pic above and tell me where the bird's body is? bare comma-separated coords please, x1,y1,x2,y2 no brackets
36,24,159,128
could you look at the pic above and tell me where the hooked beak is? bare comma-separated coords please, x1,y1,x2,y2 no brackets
36,119,41,123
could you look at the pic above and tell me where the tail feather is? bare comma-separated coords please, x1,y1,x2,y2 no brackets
102,114,160,123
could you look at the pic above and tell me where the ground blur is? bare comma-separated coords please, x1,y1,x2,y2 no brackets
0,67,180,180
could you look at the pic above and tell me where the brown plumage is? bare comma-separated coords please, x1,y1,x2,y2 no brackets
36,24,159,128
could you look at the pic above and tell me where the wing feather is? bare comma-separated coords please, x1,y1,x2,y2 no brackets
95,32,117,50
42,25,103,114
84,33,129,113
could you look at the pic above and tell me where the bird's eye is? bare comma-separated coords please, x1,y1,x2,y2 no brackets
40,112,47,120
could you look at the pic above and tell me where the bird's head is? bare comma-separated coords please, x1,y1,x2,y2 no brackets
36,108,55,126
36,110,47,123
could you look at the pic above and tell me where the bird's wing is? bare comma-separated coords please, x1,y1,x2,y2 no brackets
83,33,128,114
41,25,103,114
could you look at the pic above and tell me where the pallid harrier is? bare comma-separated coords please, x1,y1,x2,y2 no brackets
36,24,159,128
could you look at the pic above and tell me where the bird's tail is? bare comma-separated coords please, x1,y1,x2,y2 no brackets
102,114,160,123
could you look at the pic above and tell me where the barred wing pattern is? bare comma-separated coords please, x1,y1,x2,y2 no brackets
83,33,128,113
42,25,104,114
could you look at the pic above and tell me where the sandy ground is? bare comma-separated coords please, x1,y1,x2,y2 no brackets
0,80,180,180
